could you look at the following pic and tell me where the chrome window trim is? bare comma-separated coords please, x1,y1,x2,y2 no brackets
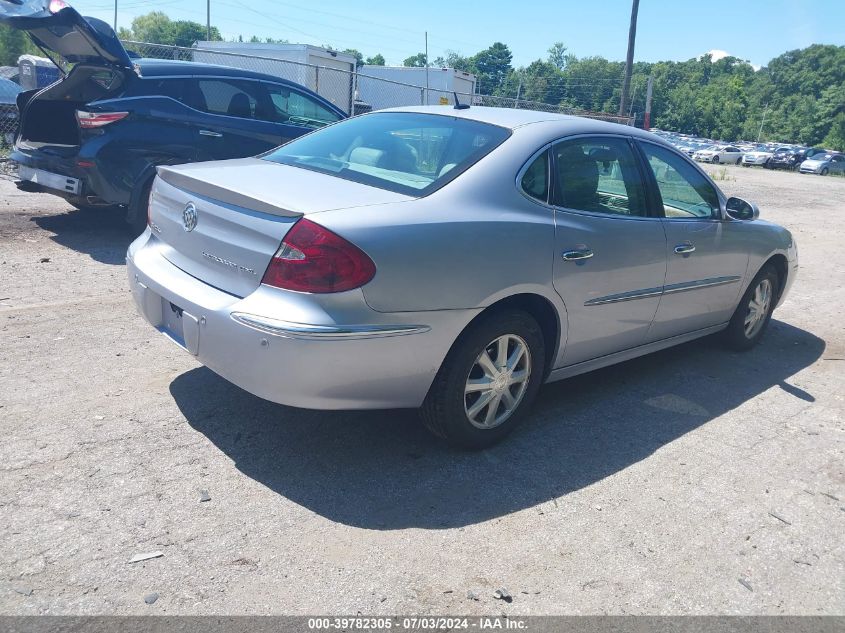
231,312,430,340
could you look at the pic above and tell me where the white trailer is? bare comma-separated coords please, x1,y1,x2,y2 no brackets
193,42,357,114
355,66,477,111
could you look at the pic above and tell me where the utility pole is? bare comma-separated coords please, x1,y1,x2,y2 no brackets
206,0,211,41
424,31,429,106
618,0,640,116
515,80,522,108
643,75,654,129
757,103,769,142
113,0,117,32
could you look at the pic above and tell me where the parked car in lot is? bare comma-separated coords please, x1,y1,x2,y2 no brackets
693,145,743,164
127,106,798,448
742,148,778,167
767,147,815,171
0,0,345,233
799,152,845,176
0,77,22,145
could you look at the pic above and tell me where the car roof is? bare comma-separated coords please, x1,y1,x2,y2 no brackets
132,58,345,115
376,105,657,138
135,58,303,85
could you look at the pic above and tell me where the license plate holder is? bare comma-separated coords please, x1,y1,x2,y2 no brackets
160,299,200,355
18,165,81,195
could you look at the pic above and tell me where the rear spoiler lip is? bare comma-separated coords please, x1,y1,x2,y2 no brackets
156,162,303,219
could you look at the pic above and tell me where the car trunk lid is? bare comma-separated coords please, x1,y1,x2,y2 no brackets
150,158,411,297
0,1,133,71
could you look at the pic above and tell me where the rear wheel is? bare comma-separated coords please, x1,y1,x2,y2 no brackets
723,265,779,351
420,309,545,449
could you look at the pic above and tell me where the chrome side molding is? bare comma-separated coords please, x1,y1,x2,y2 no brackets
231,312,430,340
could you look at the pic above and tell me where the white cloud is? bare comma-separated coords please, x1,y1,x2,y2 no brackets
703,49,761,71
706,49,731,62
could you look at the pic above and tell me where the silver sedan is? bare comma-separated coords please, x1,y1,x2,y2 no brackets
127,106,798,448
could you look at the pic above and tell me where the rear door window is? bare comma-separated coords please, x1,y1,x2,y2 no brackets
196,79,258,119
551,137,646,217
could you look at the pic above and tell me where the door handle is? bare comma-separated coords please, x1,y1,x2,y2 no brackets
562,248,594,261
199,130,223,137
674,242,696,255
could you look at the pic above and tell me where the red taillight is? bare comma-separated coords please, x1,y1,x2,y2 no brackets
76,110,129,128
261,218,376,293
48,0,69,13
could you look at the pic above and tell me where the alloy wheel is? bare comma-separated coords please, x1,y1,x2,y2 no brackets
744,278,772,338
464,334,531,429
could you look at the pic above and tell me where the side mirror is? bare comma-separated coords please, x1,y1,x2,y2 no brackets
726,196,759,221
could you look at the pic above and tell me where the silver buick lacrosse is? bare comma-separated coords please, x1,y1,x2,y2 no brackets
127,106,798,448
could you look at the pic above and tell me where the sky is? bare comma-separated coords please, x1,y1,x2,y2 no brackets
71,0,845,68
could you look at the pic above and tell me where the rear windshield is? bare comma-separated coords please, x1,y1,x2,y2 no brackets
262,112,511,196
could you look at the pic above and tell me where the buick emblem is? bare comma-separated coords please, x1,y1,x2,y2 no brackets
182,202,198,232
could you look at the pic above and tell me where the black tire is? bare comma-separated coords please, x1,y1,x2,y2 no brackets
820,168,829,176
126,178,153,236
712,155,719,164
420,309,545,449
723,265,779,351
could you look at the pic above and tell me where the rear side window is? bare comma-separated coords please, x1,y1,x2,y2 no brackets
551,137,646,217
124,78,186,102
520,150,549,203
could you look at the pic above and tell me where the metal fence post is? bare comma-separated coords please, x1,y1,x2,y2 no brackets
315,66,320,96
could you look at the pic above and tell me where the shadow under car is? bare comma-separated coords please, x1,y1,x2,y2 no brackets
169,319,824,530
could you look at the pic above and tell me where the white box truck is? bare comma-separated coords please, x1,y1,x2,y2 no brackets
193,42,356,114
355,66,477,111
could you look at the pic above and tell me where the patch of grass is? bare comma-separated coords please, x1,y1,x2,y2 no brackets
709,166,734,182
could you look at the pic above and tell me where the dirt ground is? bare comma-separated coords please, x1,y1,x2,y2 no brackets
0,163,843,615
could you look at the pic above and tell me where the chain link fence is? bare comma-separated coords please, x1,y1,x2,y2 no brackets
0,41,633,158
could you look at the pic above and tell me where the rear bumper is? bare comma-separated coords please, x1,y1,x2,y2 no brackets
126,231,478,410
11,142,125,205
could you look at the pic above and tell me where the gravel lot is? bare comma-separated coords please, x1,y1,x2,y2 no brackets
1,163,843,615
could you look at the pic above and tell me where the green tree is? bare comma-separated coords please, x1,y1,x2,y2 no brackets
365,54,385,66
547,42,570,70
403,53,428,68
0,24,38,66
122,12,221,47
432,50,475,73
342,48,364,69
472,42,512,94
